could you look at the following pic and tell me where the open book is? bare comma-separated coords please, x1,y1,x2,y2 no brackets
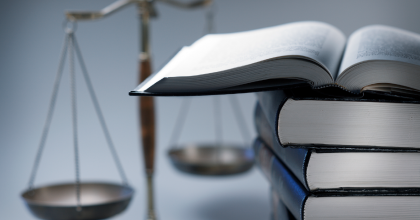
130,21,420,97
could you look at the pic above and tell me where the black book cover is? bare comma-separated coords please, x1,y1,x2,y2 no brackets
254,138,420,220
255,102,420,192
256,88,420,151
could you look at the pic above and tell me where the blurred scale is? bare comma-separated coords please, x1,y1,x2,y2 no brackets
21,22,134,220
167,95,255,176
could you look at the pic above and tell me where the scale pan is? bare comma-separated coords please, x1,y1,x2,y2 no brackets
21,182,134,220
168,144,254,176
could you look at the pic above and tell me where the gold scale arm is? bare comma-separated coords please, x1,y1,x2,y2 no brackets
66,0,211,219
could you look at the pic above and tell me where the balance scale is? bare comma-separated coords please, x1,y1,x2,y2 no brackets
21,1,254,219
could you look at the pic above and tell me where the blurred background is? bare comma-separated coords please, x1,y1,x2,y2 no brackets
1,0,420,219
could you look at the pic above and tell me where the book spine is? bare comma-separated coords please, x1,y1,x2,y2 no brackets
256,90,288,146
254,139,309,220
255,103,311,190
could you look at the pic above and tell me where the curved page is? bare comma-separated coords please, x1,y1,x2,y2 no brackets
168,21,345,79
339,25,420,74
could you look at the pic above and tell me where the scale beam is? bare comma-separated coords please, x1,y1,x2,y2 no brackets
158,0,211,9
66,0,134,20
66,0,210,21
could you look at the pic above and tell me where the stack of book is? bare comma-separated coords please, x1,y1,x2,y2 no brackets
254,89,420,220
130,20,420,219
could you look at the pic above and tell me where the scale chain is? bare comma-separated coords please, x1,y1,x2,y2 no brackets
213,96,222,144
28,21,129,213
69,32,82,212
205,1,214,34
168,98,191,148
229,95,251,144
72,34,129,185
207,2,224,146
27,34,70,190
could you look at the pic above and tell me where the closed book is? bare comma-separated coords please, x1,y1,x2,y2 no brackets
256,89,420,149
255,102,420,191
254,138,420,220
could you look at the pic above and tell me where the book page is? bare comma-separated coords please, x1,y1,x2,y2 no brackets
339,25,420,74
166,21,346,79
135,47,191,92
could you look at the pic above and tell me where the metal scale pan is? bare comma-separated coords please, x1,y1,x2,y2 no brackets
22,182,134,220
22,26,133,220
167,96,255,176
169,144,254,176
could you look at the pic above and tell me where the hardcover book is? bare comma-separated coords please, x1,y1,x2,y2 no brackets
130,21,420,97
256,89,420,149
255,102,420,191
254,138,420,220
